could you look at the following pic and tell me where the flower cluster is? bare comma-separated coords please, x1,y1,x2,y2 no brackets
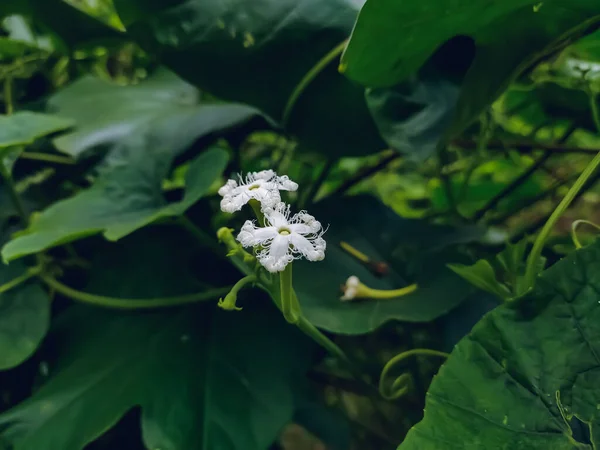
219,170,326,273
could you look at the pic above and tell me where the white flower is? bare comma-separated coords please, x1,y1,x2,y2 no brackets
218,170,298,213
341,276,360,301
237,203,326,273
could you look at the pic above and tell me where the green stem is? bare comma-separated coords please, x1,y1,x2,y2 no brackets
282,39,348,126
40,274,230,310
360,283,418,300
19,152,76,165
524,94,600,290
4,77,13,115
279,264,299,323
0,267,40,294
297,315,351,363
379,348,449,400
248,199,265,225
218,275,256,311
571,219,600,249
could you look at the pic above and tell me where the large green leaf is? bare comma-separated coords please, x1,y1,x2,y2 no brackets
48,70,196,157
0,111,73,149
1,145,228,262
295,196,484,334
400,238,600,449
342,0,600,136
0,231,313,450
111,0,390,157
0,260,49,370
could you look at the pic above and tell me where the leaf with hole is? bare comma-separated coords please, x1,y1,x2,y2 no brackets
342,0,600,136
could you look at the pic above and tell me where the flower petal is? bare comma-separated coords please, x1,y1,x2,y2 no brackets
288,223,312,235
290,233,325,261
277,175,298,191
259,234,292,272
237,221,278,247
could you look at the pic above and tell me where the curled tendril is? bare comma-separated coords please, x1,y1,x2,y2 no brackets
571,219,600,249
379,348,449,401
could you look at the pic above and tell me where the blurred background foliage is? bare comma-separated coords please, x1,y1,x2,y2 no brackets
0,0,599,449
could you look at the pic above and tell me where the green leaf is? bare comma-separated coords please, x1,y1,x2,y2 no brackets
400,238,600,449
1,0,124,50
295,196,483,334
0,37,44,61
365,74,459,160
448,260,510,300
47,70,198,157
0,261,49,370
2,146,229,262
0,111,73,149
342,0,600,136
0,257,313,449
112,0,390,157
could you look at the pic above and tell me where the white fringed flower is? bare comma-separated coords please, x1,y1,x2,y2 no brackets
218,170,298,213
341,276,360,301
237,203,326,273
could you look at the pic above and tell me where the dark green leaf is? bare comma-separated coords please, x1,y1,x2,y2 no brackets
0,112,73,149
295,196,483,334
342,0,600,136
0,297,312,450
112,0,390,157
0,261,49,370
366,74,459,160
448,260,510,300
47,70,198,157
401,238,600,449
2,146,228,262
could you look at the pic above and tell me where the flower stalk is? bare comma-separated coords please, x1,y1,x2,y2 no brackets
341,276,417,301
279,264,300,323
218,275,256,311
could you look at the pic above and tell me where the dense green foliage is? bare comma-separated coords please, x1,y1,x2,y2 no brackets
0,0,599,449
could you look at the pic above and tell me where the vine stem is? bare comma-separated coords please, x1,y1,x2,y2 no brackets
524,93,600,289
282,39,348,126
296,315,351,363
40,274,230,310
4,76,13,115
19,152,76,165
571,219,600,249
280,264,299,323
379,348,449,400
0,268,39,294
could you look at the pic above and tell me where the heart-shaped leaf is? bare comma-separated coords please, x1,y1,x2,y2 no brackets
401,238,600,449
48,70,198,157
295,196,484,334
